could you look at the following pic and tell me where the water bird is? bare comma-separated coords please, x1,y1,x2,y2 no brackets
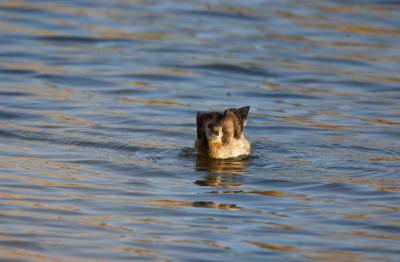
195,106,251,159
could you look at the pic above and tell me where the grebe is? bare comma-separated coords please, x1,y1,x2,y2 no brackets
195,106,251,159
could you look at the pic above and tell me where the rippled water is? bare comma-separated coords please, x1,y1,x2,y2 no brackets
1,0,400,261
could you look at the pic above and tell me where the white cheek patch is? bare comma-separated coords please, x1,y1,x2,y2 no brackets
206,128,221,139
206,128,214,138
206,129,211,138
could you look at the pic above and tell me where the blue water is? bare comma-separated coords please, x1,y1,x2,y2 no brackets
1,0,400,261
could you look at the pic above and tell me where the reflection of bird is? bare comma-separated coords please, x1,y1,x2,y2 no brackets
195,106,251,159
195,155,250,176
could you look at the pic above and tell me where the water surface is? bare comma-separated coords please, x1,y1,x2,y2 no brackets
1,0,400,261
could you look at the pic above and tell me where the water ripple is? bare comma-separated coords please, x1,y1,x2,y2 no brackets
185,63,277,78
1,0,400,261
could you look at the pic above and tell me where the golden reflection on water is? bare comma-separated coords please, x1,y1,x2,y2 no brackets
49,114,98,127
146,199,242,211
0,248,113,262
174,239,229,250
0,82,93,104
344,213,370,220
0,62,71,74
0,22,56,37
250,190,286,197
87,27,171,41
246,240,297,252
5,200,80,212
0,0,88,17
152,68,197,76
115,97,187,107
253,91,399,131
0,249,65,262
304,249,365,262
262,31,391,49
113,246,157,258
350,231,400,241
263,222,303,232
301,22,400,37
245,240,384,262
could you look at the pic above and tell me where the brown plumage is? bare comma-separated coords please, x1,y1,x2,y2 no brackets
222,106,250,143
195,106,251,159
196,111,222,156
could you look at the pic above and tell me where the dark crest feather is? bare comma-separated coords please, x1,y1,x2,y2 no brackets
196,112,206,139
223,106,250,139
238,106,250,119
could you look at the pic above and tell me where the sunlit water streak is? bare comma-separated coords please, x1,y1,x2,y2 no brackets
1,0,400,261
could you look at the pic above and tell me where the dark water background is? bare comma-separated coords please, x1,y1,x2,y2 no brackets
1,0,400,261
